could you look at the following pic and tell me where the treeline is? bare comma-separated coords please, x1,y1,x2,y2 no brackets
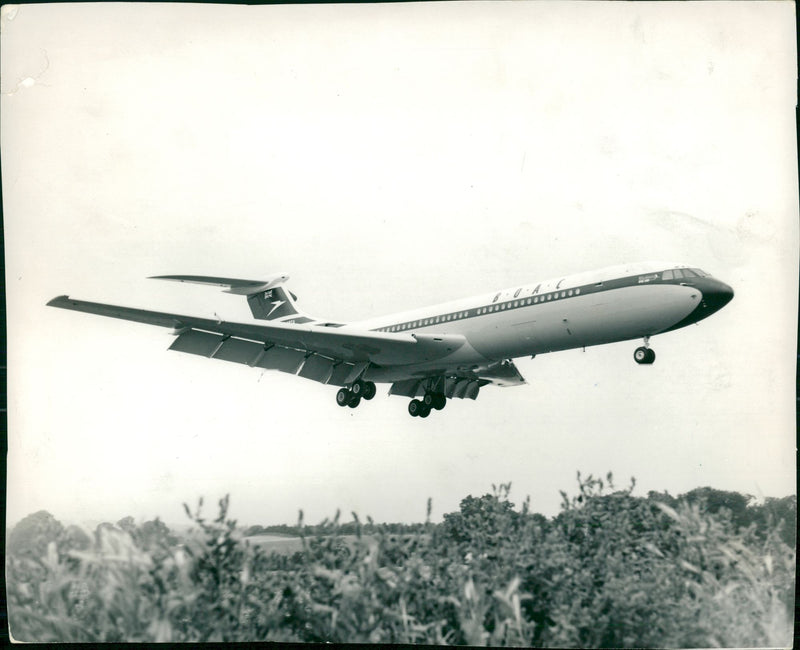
242,485,795,545
243,521,430,538
6,474,796,646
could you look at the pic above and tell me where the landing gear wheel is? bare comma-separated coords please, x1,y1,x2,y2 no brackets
634,347,656,365
348,395,361,408
418,404,431,418
336,388,351,407
408,399,424,417
423,392,434,407
432,393,447,410
351,380,366,397
362,381,376,401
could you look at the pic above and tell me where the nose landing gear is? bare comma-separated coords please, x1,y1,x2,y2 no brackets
634,337,656,364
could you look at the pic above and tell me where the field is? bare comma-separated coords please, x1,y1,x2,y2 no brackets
245,533,304,554
245,533,380,555
6,477,796,645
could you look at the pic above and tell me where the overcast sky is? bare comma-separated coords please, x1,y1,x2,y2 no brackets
3,2,797,529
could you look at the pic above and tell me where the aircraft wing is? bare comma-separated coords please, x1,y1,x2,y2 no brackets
47,295,466,386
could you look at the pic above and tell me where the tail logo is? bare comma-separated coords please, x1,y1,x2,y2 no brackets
268,299,286,316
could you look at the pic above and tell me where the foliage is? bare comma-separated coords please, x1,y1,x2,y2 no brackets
6,477,795,646
7,510,65,558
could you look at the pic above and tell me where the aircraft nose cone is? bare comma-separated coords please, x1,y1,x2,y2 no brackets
701,280,734,314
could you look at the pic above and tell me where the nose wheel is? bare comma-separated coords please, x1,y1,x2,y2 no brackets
634,346,656,364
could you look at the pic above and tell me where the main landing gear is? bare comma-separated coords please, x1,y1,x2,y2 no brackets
408,392,447,418
634,337,656,365
336,380,376,409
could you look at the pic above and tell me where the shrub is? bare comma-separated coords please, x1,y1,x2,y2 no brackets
6,476,795,646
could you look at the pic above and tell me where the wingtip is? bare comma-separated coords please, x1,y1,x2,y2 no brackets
47,295,70,306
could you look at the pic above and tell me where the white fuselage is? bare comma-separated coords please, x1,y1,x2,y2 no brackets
344,263,707,382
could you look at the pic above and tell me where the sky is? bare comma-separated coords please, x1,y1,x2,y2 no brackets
3,2,797,530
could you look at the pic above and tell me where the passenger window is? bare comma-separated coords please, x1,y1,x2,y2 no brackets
662,270,674,280
575,288,580,295
561,291,566,298
568,290,573,296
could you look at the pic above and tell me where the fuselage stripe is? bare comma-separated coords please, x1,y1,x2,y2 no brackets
370,271,701,334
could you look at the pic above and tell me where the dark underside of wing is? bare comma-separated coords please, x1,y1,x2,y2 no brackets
47,296,466,385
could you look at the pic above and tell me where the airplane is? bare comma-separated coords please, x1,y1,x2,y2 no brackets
47,262,734,418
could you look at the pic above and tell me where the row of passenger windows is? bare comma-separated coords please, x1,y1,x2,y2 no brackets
379,311,471,332
378,287,582,332
479,287,581,314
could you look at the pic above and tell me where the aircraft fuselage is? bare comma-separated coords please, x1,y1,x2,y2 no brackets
352,263,733,383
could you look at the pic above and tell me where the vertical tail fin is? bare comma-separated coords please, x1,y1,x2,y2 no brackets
150,273,313,323
247,286,309,322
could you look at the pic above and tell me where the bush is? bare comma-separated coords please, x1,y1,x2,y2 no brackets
6,476,795,646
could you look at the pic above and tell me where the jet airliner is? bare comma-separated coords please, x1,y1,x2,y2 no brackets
48,262,733,418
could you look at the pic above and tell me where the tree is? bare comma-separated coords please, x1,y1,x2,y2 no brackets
7,510,64,557
62,525,92,552
135,519,177,551
441,490,520,546
117,516,136,534
680,487,753,530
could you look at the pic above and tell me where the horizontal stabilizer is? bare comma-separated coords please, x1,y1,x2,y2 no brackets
150,273,290,296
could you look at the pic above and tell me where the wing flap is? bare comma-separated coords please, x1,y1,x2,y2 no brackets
169,330,222,356
327,362,357,387
213,337,263,365
477,360,527,387
297,354,336,384
252,346,306,374
168,329,347,383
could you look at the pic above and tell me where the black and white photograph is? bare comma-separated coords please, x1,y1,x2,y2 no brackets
3,1,797,645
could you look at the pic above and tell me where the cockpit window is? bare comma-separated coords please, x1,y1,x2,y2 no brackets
682,269,698,278
672,269,684,279
662,270,674,280
691,268,710,277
